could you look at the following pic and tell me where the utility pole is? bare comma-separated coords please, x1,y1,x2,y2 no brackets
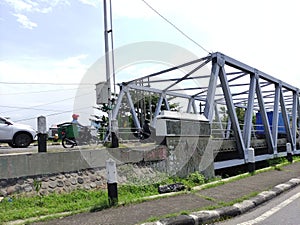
103,0,111,142
103,0,118,147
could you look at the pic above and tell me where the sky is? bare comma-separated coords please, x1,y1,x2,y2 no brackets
0,0,300,129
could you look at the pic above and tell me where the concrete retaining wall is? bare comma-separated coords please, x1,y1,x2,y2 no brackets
1,151,102,179
0,143,215,196
0,146,169,196
165,137,214,178
0,147,167,179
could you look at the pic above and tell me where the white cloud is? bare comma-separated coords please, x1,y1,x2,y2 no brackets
13,13,37,29
4,0,34,12
3,0,104,14
0,54,93,127
4,0,71,29
3,0,124,31
4,0,70,14
0,55,90,84
78,0,99,7
55,54,89,69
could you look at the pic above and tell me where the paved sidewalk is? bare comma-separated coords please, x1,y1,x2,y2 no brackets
31,162,300,225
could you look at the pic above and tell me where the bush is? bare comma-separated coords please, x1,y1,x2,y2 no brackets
187,172,205,185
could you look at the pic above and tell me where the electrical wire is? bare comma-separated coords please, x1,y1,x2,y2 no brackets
0,91,94,114
14,110,74,122
140,0,210,54
0,87,90,96
14,106,96,122
0,81,95,85
0,105,67,113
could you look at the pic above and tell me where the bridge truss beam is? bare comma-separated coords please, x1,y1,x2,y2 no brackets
111,52,300,163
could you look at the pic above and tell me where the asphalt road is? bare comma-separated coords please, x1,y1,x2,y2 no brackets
0,143,102,155
0,143,60,154
216,185,300,225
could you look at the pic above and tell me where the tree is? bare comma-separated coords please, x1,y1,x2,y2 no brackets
128,90,179,127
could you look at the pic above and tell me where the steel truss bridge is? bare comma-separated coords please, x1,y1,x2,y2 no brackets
111,52,300,168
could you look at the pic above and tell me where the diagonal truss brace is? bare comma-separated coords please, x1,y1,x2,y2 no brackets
256,77,274,153
218,62,246,159
204,57,220,122
280,87,294,148
242,73,256,150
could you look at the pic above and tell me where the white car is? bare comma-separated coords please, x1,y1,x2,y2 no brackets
0,116,37,148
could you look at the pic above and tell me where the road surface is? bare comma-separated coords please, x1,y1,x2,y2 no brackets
0,143,102,155
217,185,300,225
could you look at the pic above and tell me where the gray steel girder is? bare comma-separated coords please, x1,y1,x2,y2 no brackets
108,52,299,161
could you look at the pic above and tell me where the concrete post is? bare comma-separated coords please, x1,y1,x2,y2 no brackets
248,148,255,173
37,116,47,153
286,143,293,163
106,158,118,206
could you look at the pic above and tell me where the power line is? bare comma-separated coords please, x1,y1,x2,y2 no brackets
0,92,94,114
0,105,67,113
140,0,210,54
14,106,95,122
14,110,74,122
0,87,90,96
0,81,95,85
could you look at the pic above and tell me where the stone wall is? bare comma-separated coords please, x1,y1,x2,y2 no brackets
0,146,168,197
0,168,106,196
0,142,215,197
0,164,166,197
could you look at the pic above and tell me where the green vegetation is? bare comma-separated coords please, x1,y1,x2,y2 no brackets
1,158,300,224
142,191,260,224
267,155,300,171
0,189,109,223
158,171,206,191
268,157,287,167
0,172,206,223
215,191,260,208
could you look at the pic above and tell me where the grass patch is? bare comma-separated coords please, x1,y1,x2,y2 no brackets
146,216,161,222
118,184,159,205
0,172,206,223
180,210,189,215
193,193,217,202
215,191,260,208
0,189,109,222
1,159,299,223
143,191,260,223
268,157,287,167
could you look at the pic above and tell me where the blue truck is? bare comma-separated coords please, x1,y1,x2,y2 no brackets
255,111,287,138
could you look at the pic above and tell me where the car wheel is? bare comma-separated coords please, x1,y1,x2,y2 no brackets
13,133,32,148
8,142,17,148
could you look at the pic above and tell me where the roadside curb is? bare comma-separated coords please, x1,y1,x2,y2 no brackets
141,177,300,225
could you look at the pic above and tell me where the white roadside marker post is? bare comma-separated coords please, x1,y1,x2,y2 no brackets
286,142,293,163
248,148,255,173
37,116,47,153
106,158,118,206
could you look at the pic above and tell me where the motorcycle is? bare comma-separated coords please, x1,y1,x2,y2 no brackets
58,122,97,148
